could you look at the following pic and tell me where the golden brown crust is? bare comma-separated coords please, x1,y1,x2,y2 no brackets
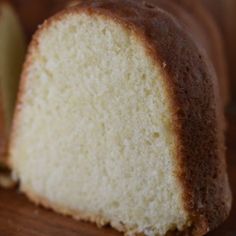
151,0,229,106
9,0,232,235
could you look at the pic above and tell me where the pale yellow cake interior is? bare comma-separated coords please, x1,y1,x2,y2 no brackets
0,3,25,132
10,12,190,235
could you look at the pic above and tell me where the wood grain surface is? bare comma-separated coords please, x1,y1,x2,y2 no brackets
0,105,235,236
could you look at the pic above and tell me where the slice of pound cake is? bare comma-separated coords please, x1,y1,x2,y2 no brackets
8,0,231,235
0,1,25,161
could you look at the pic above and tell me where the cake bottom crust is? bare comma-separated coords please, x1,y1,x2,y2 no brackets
22,187,195,236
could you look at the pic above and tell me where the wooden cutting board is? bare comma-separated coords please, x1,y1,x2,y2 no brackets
0,107,235,236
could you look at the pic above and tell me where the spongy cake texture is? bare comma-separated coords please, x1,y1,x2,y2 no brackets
10,12,189,235
9,1,231,236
